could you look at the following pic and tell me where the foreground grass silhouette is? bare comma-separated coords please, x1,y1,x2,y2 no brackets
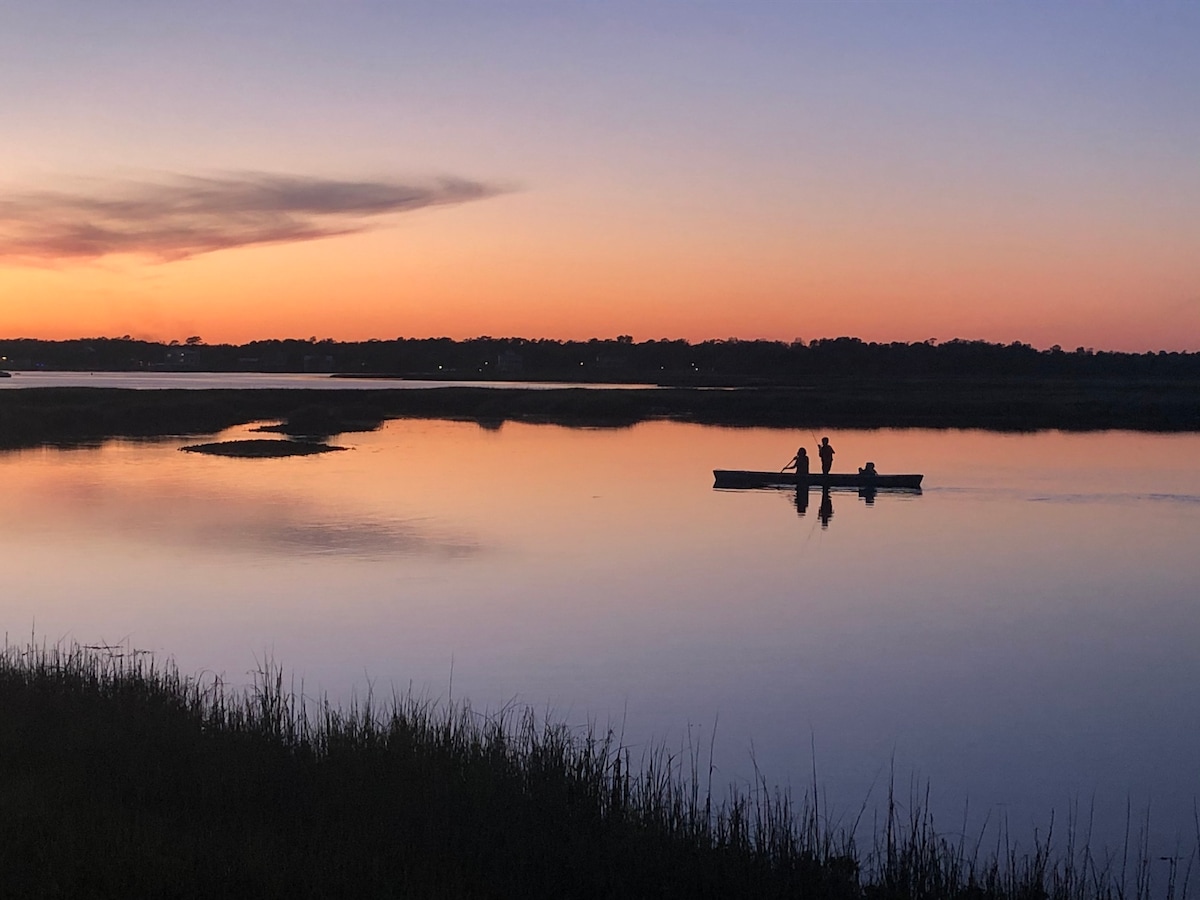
0,643,1189,899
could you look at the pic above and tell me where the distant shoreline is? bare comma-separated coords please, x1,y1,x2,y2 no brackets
2,378,1198,450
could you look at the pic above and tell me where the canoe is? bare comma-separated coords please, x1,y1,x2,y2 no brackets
713,470,923,490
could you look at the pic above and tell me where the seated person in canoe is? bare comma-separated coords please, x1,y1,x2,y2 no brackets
784,446,810,477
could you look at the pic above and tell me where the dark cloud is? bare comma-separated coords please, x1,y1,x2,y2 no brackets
0,172,505,262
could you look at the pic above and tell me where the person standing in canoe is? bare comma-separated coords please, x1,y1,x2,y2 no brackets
784,446,809,478
818,437,835,475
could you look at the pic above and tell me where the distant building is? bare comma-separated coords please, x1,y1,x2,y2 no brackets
151,348,202,371
496,350,524,376
302,354,335,373
592,354,628,374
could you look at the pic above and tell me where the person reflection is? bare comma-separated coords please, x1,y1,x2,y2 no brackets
793,484,809,517
818,486,833,528
858,486,877,506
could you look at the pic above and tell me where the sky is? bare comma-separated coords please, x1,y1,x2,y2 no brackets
0,1,1197,351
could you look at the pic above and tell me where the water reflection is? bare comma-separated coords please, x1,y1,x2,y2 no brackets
1,463,481,560
2,422,1200,856
785,485,920,525
818,486,834,527
0,371,655,391
792,485,809,517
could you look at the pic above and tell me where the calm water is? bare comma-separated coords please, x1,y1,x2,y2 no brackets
0,371,652,390
3,418,1198,853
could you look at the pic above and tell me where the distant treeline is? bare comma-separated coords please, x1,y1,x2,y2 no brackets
3,335,1200,383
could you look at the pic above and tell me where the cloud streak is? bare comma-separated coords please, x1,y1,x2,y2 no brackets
0,172,505,262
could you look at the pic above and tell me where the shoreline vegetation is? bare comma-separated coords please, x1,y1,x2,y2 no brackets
2,641,1190,899
3,336,1200,385
1,377,1198,451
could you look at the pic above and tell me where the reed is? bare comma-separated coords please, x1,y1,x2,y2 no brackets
0,641,1192,899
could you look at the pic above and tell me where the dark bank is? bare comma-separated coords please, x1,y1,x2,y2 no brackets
2,374,1199,454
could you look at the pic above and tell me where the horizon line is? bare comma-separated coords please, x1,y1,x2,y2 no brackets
1,334,1197,356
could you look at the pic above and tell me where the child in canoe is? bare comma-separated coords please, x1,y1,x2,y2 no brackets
784,446,810,477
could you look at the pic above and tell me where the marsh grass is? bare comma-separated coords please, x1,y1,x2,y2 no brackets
2,380,1199,453
0,641,1193,899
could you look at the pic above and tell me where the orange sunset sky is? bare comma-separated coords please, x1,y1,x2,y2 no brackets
1,3,1197,351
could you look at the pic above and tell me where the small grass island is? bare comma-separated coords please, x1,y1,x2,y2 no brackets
179,438,346,457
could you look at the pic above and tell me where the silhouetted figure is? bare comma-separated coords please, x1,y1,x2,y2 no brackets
857,461,877,477
818,437,835,475
784,446,809,479
858,486,877,505
793,484,809,517
818,486,833,528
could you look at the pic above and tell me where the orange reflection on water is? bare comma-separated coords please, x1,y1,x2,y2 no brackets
2,421,1200,854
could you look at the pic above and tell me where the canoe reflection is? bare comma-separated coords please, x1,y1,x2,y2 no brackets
717,477,921,531
783,484,918,527
791,485,832,524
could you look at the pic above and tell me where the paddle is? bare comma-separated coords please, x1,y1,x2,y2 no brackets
783,430,825,472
